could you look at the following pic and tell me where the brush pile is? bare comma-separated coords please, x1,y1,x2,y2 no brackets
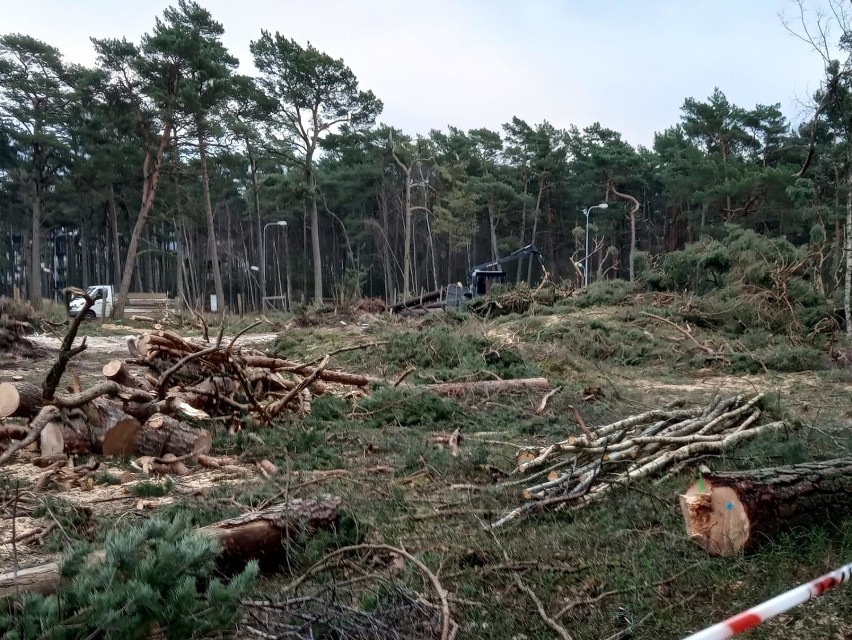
492,394,788,528
0,299,42,358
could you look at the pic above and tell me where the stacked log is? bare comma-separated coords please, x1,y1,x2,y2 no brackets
492,394,789,528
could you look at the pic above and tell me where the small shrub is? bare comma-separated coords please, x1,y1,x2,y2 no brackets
0,516,257,640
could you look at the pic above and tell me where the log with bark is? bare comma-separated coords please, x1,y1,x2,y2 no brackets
135,412,212,457
0,381,44,418
388,289,443,313
40,399,142,457
492,394,790,528
680,458,852,557
0,497,343,597
102,359,151,391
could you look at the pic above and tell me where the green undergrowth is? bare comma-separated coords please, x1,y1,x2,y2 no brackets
0,516,257,640
273,325,540,382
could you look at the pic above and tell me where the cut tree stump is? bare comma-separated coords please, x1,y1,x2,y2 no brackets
136,413,211,457
679,457,852,556
0,381,43,418
0,497,343,596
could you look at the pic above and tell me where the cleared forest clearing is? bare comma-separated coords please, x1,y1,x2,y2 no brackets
1,286,851,640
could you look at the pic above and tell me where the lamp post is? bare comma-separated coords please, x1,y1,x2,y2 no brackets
261,221,287,311
583,203,608,287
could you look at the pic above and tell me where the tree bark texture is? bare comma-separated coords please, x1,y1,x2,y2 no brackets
199,131,225,313
680,457,852,557
114,123,171,319
135,412,212,457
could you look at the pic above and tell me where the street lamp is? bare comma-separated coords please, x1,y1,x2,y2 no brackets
261,221,287,310
583,203,608,287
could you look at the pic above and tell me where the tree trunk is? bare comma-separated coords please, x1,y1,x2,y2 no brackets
30,186,42,310
845,162,851,336
199,131,225,314
114,123,171,319
175,219,185,311
249,141,263,301
488,202,499,263
680,458,852,557
606,180,640,283
305,147,323,303
0,497,343,596
527,181,545,284
403,171,413,298
516,176,529,283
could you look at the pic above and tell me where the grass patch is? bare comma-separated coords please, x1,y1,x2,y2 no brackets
127,479,173,498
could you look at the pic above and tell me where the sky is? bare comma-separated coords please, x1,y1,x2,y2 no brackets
1,0,837,147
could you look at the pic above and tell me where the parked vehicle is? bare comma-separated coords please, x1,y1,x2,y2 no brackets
68,285,113,318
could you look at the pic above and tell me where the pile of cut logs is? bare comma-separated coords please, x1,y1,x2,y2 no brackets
0,290,553,464
0,322,382,462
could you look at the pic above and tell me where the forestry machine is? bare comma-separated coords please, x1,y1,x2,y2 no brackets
446,244,545,307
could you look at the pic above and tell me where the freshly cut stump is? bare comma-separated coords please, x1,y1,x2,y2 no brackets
679,457,852,556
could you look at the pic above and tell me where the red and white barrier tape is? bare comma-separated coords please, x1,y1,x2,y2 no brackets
682,561,852,640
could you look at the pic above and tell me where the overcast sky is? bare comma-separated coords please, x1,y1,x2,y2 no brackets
2,0,835,147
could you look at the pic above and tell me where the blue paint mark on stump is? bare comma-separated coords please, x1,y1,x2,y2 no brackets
726,502,734,511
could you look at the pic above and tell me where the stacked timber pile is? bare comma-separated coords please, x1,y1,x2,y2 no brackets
492,394,787,528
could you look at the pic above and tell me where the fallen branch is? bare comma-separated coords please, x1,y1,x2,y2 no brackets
640,311,715,355
0,407,61,466
281,543,454,640
43,287,97,400
535,387,560,415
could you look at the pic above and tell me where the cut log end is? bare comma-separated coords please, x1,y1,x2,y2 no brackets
0,382,20,418
0,381,42,419
680,480,749,557
101,419,141,457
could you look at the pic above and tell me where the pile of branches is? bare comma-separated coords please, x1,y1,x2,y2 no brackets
127,325,377,428
242,586,445,640
0,298,43,358
492,394,787,528
467,283,567,318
